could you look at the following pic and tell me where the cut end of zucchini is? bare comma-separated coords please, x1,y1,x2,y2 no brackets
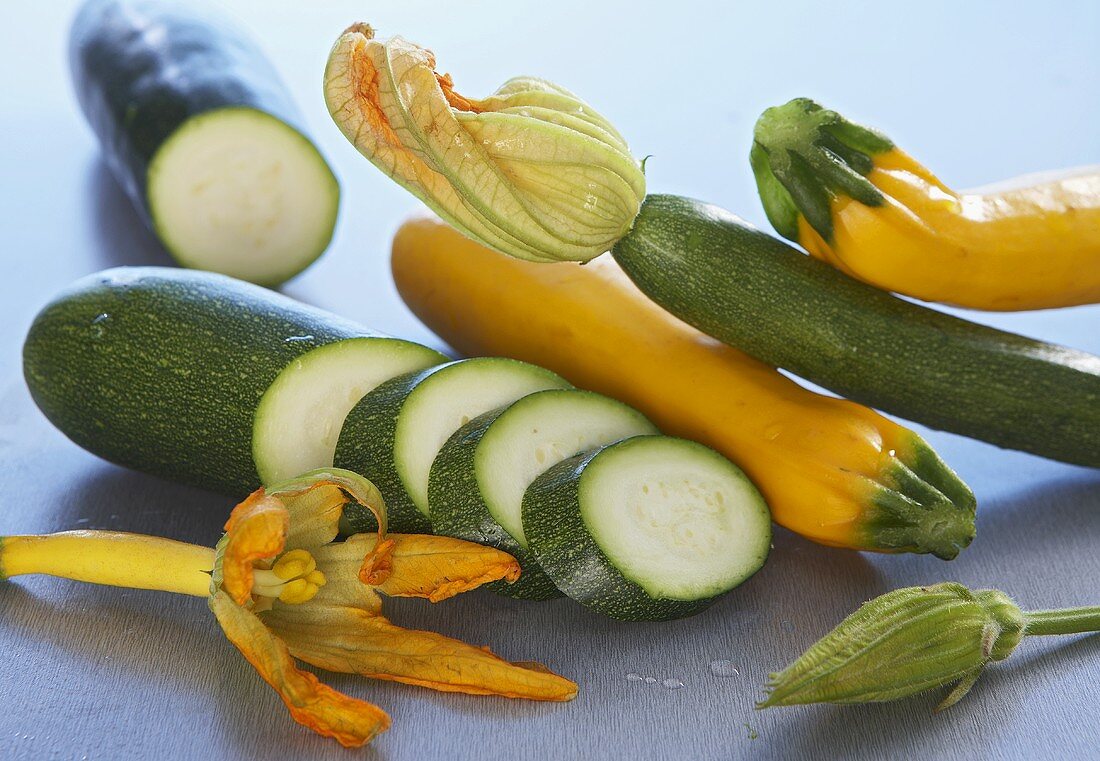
253,337,445,486
148,107,339,287
477,390,657,548
394,359,571,518
581,437,770,602
862,436,977,560
751,98,893,242
524,435,771,621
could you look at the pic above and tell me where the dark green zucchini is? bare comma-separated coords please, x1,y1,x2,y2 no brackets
69,0,339,286
611,194,1100,467
22,267,443,495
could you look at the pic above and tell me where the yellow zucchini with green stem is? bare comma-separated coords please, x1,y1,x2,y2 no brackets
751,98,1100,311
391,214,976,559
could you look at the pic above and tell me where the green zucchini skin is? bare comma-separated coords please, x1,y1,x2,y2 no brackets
523,446,714,622
428,409,562,601
334,369,440,534
612,194,1100,467
23,267,387,495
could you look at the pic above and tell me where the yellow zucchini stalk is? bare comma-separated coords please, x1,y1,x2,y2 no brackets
391,214,976,559
751,98,1100,311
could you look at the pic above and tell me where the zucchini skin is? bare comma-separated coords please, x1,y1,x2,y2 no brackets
334,369,443,534
23,267,381,495
69,0,318,223
612,195,1100,467
522,446,715,622
427,409,562,601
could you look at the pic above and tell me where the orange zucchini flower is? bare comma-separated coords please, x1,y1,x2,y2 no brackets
0,469,577,747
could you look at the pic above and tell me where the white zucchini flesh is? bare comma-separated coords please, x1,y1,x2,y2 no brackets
147,107,340,286
477,390,657,547
395,358,570,517
253,337,444,485
581,437,771,601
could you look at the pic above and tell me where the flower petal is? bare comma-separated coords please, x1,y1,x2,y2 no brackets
220,491,289,605
267,469,388,552
210,591,390,747
371,533,521,602
266,606,577,702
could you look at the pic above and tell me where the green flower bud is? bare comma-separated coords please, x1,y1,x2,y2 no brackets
760,582,1025,711
324,24,646,263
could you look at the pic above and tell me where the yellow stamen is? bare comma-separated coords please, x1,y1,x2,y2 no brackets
252,549,326,604
273,549,317,580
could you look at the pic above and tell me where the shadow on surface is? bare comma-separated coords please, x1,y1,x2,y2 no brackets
84,157,175,269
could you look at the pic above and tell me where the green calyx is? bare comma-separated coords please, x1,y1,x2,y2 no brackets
750,97,894,242
860,438,977,560
759,583,1025,711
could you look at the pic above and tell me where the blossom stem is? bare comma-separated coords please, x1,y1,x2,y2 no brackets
0,531,214,598
1025,607,1100,636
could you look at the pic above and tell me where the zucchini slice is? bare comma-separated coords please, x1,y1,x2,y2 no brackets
429,389,658,599
22,267,443,495
335,358,570,532
70,0,339,286
524,436,771,621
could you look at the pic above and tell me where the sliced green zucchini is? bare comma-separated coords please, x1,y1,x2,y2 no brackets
428,389,658,599
70,0,339,286
335,358,570,533
22,267,443,495
523,436,771,621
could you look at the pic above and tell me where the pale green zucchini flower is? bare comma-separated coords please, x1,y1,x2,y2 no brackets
324,24,646,263
761,582,1100,712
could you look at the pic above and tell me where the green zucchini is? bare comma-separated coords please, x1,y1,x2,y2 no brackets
335,359,570,533
611,195,1100,467
22,267,443,495
69,0,339,286
523,435,771,621
428,389,658,600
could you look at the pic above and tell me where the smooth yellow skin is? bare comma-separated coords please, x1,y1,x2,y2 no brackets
0,531,213,597
800,150,1100,311
392,215,926,551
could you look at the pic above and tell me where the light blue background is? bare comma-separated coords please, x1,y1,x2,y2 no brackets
0,2,1097,759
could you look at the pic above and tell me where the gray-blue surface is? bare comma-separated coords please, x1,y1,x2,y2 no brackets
0,1,1098,759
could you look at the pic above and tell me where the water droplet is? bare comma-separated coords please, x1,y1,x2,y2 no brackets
284,335,314,344
709,660,740,677
662,678,684,690
625,673,644,682
89,313,111,339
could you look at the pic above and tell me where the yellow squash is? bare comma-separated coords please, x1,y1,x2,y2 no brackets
751,98,1100,311
391,214,976,559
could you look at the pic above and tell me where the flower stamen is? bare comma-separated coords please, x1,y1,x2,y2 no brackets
252,549,327,604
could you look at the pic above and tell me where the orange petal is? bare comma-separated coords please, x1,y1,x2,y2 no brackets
210,591,390,747
221,490,288,605
266,606,577,702
372,533,520,602
266,469,388,552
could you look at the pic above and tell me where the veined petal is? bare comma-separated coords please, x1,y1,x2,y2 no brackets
219,491,289,605
210,591,390,747
324,25,645,263
311,533,521,603
266,605,577,702
267,469,388,551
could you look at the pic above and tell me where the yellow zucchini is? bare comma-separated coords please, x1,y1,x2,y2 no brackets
751,98,1100,311
391,214,976,558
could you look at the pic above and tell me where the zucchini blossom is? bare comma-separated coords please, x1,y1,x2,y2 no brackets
0,469,576,747
761,581,1100,711
324,24,646,263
